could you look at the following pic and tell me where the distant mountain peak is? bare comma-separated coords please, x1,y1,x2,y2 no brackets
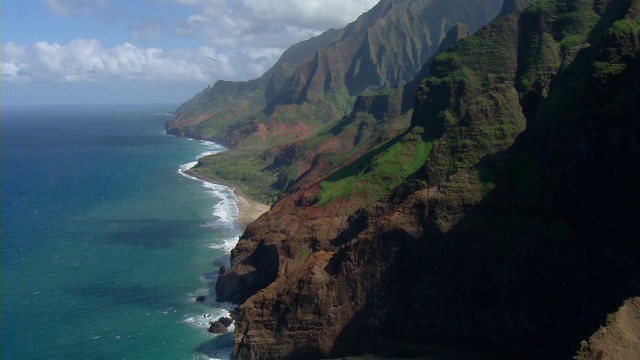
166,0,503,148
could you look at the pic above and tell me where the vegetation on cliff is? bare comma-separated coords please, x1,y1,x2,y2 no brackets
168,0,503,146
167,0,503,204
211,0,640,358
316,126,433,206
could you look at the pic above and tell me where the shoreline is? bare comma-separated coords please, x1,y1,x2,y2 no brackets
185,169,270,231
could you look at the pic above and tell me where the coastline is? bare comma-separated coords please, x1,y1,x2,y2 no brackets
185,169,270,231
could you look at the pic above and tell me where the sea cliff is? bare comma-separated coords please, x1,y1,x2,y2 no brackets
212,0,640,358
166,0,504,204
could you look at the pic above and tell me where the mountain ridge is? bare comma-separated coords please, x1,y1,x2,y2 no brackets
174,0,503,204
211,0,640,358
166,0,503,148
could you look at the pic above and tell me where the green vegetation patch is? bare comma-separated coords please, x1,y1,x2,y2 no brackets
609,18,640,38
296,247,311,267
593,61,628,78
524,0,556,14
557,0,600,45
316,126,433,206
517,32,562,89
191,146,279,204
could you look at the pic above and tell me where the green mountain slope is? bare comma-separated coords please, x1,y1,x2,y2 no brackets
175,0,503,203
264,22,473,198
212,0,640,358
166,0,503,147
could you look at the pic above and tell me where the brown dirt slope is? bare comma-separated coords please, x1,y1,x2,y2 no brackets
576,297,640,360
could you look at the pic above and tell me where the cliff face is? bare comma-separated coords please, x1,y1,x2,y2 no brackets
215,0,640,359
576,297,640,360
264,86,410,197
265,23,473,197
175,0,504,205
166,0,503,148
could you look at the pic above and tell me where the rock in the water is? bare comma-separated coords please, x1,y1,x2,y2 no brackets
208,321,227,334
195,295,205,302
218,316,233,327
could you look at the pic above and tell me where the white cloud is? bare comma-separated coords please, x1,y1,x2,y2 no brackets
40,0,379,53
1,42,30,82
238,0,379,29
166,0,379,48
161,0,381,77
34,0,380,76
1,39,281,85
4,0,379,100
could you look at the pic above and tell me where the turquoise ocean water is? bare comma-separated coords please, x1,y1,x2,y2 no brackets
2,105,238,359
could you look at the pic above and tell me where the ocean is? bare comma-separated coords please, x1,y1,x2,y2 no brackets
2,104,238,359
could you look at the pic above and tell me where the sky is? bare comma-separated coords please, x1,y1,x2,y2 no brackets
2,0,379,106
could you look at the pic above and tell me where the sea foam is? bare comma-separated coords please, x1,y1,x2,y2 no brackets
177,139,240,360
177,141,241,254
183,306,235,332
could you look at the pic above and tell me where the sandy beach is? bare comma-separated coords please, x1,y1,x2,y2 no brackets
184,169,271,231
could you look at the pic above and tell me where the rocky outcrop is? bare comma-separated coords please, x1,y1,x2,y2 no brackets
208,321,228,334
215,180,369,304
217,0,640,359
218,317,233,328
208,317,234,334
576,297,640,360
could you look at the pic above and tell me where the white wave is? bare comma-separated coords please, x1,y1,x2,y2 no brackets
208,236,239,254
174,138,239,360
191,355,225,360
177,141,223,173
180,161,199,171
199,151,216,157
177,139,241,255
177,142,226,173
183,303,236,333
197,142,226,157
202,183,239,223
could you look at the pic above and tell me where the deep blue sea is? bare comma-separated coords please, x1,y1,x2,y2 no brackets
2,105,239,359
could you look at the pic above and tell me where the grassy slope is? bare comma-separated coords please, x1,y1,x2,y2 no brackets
190,145,278,204
317,126,433,206
190,88,414,204
170,0,504,204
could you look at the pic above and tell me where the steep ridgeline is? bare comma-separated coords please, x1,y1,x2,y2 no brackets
263,22,473,197
214,21,476,305
215,0,640,358
177,0,503,204
166,0,503,148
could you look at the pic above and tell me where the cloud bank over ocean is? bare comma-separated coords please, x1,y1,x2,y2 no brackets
3,40,240,83
3,0,378,104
